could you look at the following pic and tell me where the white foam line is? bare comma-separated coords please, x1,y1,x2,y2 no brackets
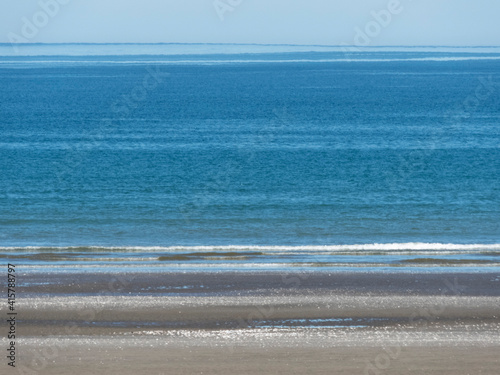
1,57,500,65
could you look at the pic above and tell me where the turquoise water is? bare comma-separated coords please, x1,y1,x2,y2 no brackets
0,44,499,270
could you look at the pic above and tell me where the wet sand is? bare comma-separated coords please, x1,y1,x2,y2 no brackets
17,271,500,297
4,271,500,374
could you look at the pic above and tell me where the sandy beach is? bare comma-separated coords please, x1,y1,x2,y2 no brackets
3,271,499,374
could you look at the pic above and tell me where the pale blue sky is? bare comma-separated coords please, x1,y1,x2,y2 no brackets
1,0,499,45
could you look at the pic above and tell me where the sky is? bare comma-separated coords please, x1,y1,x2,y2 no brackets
1,0,500,46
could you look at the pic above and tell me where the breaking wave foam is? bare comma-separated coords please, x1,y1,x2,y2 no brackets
2,243,500,253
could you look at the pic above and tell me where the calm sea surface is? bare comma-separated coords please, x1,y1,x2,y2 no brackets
0,44,499,271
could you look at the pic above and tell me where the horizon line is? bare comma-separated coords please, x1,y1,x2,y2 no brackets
1,42,500,48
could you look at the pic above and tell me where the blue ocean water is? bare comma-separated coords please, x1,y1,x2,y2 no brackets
0,44,499,270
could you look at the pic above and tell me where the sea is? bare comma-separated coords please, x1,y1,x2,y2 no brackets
0,44,499,273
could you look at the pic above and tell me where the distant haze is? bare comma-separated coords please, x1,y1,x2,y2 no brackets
1,0,500,46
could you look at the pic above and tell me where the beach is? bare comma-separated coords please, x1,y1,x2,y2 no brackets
5,271,500,374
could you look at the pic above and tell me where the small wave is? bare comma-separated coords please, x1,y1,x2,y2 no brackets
158,251,263,261
2,56,500,66
2,243,500,254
